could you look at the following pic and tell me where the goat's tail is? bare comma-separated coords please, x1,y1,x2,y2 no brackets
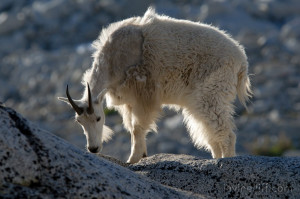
237,64,252,109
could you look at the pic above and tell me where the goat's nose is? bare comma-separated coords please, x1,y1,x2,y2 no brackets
88,146,99,153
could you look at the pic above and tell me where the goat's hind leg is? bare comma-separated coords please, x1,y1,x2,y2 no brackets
205,122,236,158
219,130,236,157
206,112,236,158
208,140,222,158
184,99,236,159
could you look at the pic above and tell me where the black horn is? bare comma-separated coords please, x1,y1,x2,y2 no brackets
66,85,84,115
86,83,94,114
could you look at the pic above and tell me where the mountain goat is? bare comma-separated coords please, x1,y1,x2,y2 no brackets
59,8,252,163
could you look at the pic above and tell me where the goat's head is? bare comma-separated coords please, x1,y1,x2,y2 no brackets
58,84,112,153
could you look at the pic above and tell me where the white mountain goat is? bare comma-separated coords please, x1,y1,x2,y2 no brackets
59,8,252,163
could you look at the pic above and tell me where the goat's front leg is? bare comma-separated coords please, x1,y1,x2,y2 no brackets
127,126,147,164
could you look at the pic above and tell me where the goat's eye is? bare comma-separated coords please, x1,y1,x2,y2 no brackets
96,117,101,122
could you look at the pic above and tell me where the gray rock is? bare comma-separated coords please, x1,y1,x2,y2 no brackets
130,153,300,198
266,0,300,21
0,0,12,12
0,12,25,35
164,114,183,130
284,150,300,157
198,0,277,38
280,17,300,53
0,105,202,199
0,32,26,55
4,105,299,199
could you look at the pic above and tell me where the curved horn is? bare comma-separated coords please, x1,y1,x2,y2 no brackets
66,85,84,115
86,83,94,114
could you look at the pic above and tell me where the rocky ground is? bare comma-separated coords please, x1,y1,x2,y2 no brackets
1,0,300,161
1,105,299,198
0,105,202,199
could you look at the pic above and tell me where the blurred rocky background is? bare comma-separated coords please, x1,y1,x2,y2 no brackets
1,0,299,161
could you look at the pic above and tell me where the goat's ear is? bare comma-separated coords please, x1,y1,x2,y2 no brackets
58,97,83,107
58,97,70,105
109,25,143,71
96,89,107,104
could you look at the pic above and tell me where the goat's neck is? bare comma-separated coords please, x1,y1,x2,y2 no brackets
82,65,108,102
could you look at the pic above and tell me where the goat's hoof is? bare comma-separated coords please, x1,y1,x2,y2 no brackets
127,156,141,164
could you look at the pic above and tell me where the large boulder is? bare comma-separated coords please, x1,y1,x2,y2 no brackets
1,104,300,198
0,104,201,198
130,154,300,198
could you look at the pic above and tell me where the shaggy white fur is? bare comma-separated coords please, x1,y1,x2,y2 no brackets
63,7,252,163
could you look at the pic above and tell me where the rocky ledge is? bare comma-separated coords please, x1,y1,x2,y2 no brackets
0,104,200,199
130,154,300,198
1,105,299,198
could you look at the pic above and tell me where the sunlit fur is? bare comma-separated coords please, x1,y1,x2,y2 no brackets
74,7,252,163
